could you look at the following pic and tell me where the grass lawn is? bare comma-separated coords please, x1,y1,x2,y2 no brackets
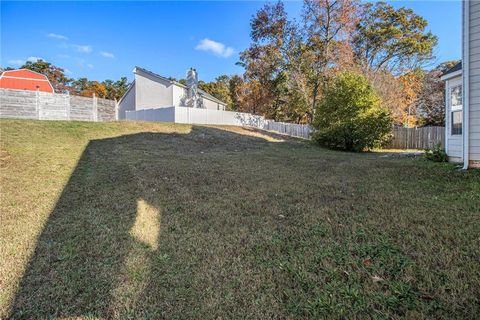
1,119,479,319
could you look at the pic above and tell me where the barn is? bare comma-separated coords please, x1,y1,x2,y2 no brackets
0,69,54,93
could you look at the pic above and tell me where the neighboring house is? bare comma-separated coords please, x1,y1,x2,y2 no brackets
441,1,480,169
118,67,227,119
0,69,54,93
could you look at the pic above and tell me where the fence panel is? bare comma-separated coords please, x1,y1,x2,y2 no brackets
0,88,116,121
385,126,445,149
261,121,312,139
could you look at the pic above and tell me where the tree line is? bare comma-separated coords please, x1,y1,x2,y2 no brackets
206,0,457,127
2,60,129,101
1,1,455,127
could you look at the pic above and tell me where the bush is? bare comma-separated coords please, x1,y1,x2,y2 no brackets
424,143,447,162
312,72,392,152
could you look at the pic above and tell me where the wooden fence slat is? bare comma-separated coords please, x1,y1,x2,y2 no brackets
384,126,445,150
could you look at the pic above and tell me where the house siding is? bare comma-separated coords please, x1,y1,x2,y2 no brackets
135,70,173,109
469,1,480,162
172,84,186,107
118,84,135,120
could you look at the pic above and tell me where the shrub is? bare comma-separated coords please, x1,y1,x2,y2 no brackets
312,72,392,152
424,143,447,162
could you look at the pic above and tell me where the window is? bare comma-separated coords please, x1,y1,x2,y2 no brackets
452,110,462,135
450,85,462,135
451,85,462,110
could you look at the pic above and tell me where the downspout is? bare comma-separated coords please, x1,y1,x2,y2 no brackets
444,79,449,155
463,1,470,170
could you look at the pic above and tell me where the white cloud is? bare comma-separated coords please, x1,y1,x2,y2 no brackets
26,56,44,62
87,63,94,69
73,44,92,53
195,38,234,58
7,59,25,66
7,57,44,66
100,51,115,58
47,33,68,40
64,69,73,75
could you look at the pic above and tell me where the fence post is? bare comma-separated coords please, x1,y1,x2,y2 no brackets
66,93,71,120
36,89,40,120
92,93,98,122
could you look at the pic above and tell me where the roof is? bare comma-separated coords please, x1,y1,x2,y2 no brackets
133,66,227,105
441,62,462,81
0,69,54,93
443,62,462,76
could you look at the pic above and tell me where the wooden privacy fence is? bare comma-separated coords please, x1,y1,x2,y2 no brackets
384,126,445,150
258,122,444,150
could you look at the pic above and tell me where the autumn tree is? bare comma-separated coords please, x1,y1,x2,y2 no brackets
71,78,107,98
417,60,460,126
21,59,71,92
238,1,290,120
199,75,234,110
103,77,129,101
228,75,244,111
397,70,424,127
302,0,360,119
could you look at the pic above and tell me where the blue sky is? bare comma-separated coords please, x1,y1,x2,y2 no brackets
1,1,462,82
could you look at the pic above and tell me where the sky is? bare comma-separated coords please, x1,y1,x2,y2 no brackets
1,1,462,82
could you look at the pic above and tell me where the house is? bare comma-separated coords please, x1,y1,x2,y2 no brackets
0,69,54,93
441,1,480,169
118,67,227,119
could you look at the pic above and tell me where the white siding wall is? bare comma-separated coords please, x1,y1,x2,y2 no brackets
446,76,464,161
118,85,135,119
202,98,224,111
135,71,173,109
469,1,480,162
172,84,186,107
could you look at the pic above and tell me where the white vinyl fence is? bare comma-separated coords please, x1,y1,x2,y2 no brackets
125,106,312,139
126,106,266,127
262,121,312,139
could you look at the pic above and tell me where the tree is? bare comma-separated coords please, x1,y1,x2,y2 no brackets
228,75,244,111
238,1,290,119
417,60,460,126
302,0,360,119
398,70,424,127
102,77,129,101
71,78,107,98
353,1,438,75
199,78,233,110
21,59,71,92
312,72,392,151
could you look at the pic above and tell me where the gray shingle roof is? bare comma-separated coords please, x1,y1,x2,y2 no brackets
443,62,462,76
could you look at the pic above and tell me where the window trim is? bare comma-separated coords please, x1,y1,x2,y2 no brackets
450,84,463,111
451,110,463,136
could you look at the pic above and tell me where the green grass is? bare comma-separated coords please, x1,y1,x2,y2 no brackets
1,119,479,319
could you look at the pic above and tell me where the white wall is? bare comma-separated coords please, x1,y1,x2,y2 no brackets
135,70,173,109
175,107,264,126
118,84,135,119
172,84,186,107
125,106,265,127
126,106,175,122
202,98,225,111
468,1,480,163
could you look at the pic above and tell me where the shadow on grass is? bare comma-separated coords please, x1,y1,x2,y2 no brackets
9,126,293,319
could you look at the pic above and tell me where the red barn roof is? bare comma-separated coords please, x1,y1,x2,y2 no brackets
0,69,54,93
